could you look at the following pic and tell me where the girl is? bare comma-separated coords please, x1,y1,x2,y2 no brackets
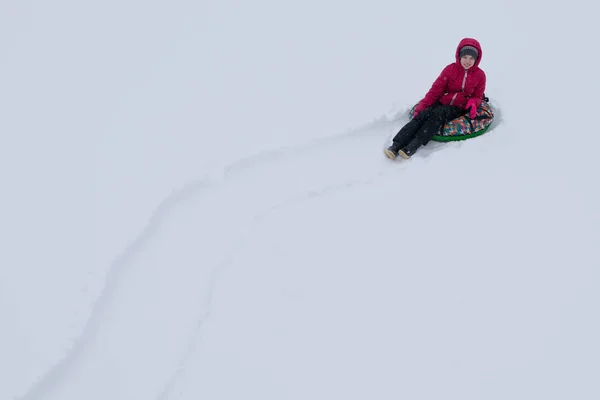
385,38,486,160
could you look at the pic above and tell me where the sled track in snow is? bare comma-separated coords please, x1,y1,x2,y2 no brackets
156,163,399,399
17,112,410,400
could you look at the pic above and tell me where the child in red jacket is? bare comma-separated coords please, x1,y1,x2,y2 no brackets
385,38,486,160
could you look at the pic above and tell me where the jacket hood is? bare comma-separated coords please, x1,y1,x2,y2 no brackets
455,38,482,69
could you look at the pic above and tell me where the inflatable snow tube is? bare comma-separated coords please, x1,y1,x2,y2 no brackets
408,99,495,142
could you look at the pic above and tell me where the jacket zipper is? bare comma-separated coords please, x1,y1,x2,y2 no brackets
450,70,468,105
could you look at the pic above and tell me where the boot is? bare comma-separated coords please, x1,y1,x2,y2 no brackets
398,137,422,159
398,147,413,159
384,143,402,159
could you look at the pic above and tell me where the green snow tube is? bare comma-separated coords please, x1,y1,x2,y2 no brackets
408,98,495,142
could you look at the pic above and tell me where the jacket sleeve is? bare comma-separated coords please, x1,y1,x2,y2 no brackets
416,65,452,111
471,70,487,108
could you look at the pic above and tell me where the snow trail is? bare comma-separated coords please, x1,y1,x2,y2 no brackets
19,110,484,400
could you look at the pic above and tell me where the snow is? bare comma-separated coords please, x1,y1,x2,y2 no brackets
1,0,599,399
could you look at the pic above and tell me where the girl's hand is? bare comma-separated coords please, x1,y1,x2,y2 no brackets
413,102,426,118
466,99,478,118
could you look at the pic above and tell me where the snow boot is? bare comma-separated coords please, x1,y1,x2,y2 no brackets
398,137,422,159
384,143,401,159
398,147,413,159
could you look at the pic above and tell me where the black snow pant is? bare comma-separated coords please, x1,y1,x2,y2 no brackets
392,103,464,153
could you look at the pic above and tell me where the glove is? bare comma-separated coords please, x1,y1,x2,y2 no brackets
413,103,426,118
466,99,478,119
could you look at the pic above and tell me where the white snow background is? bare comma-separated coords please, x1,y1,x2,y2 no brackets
1,0,599,399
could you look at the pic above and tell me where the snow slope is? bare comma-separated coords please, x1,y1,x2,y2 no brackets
1,0,599,399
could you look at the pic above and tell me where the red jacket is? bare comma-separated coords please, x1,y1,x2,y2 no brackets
416,38,486,112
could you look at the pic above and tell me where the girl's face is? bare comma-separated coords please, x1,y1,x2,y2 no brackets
461,55,476,69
